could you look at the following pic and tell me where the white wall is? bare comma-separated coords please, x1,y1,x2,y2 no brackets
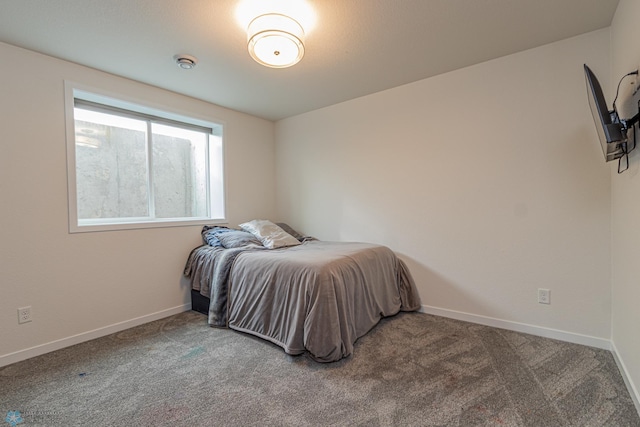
276,30,612,344
0,42,276,365
611,0,640,408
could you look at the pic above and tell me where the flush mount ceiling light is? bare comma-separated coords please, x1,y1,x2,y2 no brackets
173,54,198,70
247,13,305,68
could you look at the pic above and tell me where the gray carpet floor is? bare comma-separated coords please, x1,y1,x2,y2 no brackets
1,311,639,426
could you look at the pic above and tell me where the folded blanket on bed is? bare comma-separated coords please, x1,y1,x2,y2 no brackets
184,245,252,327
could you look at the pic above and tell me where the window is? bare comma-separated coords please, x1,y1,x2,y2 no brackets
65,84,225,232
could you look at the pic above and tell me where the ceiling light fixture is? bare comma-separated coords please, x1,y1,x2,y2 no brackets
247,13,305,68
174,54,198,70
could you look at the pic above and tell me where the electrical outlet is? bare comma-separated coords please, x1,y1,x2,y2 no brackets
17,306,32,324
538,289,550,305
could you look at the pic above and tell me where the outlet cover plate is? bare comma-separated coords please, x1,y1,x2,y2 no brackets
18,306,32,324
538,289,550,305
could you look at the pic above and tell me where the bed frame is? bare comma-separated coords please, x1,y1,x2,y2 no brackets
191,290,209,316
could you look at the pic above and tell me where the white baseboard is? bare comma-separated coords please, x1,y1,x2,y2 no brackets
611,341,640,415
420,304,611,350
0,303,191,368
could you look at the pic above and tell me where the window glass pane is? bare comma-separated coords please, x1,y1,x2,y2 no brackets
74,108,149,220
151,123,208,219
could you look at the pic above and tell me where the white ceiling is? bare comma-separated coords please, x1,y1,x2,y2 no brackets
0,0,620,121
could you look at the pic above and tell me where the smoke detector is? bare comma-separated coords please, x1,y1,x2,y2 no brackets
174,54,198,70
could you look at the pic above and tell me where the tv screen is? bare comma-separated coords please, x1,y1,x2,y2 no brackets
584,64,627,162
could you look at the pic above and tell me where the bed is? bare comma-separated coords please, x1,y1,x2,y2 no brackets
184,221,421,362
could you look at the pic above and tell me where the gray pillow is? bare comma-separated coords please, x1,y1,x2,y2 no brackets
216,230,263,249
276,222,316,242
275,223,305,242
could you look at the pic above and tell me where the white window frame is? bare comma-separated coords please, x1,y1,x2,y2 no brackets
64,81,226,233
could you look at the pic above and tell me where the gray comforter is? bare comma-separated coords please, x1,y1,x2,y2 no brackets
185,240,421,362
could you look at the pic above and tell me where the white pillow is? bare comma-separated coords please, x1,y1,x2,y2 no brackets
239,219,301,249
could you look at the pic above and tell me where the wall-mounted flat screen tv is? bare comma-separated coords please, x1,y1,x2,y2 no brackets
584,64,627,162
